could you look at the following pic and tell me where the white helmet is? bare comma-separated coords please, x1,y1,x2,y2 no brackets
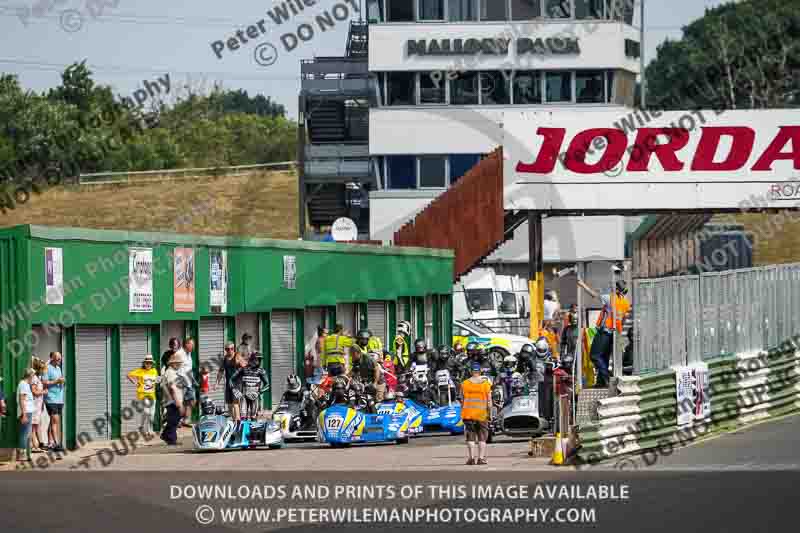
396,321,411,336
503,354,518,367
534,337,550,358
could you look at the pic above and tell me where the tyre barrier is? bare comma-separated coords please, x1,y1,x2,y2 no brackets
576,338,800,466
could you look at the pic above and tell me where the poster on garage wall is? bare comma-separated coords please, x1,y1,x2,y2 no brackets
210,249,227,313
129,248,153,312
45,247,63,305
173,247,195,312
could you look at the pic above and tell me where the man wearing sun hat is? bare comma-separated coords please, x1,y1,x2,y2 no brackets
127,354,159,437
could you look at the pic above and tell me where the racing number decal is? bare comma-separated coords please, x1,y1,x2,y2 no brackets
325,416,344,431
202,432,216,443
377,408,394,415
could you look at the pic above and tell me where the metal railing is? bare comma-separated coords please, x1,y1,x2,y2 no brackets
78,161,296,185
633,262,800,374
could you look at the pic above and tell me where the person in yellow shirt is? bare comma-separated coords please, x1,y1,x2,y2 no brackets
577,278,631,387
322,324,353,377
127,354,159,437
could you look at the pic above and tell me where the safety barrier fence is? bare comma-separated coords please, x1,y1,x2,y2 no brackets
576,338,800,465
78,161,296,185
634,262,800,374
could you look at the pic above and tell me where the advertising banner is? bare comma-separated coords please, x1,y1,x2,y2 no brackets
45,247,63,305
129,248,153,312
676,362,711,427
210,249,227,313
173,247,195,312
503,109,800,212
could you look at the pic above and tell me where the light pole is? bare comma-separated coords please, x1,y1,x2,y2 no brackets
640,0,646,109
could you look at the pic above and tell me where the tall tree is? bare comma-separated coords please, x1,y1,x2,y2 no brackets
646,0,800,110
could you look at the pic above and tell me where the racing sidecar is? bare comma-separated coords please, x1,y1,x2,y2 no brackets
317,404,411,447
272,396,319,441
376,397,464,435
494,393,550,437
193,409,284,451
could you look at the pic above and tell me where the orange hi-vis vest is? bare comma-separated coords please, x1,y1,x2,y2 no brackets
461,378,492,422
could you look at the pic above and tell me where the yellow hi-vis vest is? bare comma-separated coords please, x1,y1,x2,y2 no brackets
393,336,409,368
461,378,492,422
323,334,352,366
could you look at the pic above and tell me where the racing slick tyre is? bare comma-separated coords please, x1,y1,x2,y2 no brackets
268,443,284,449
330,443,351,448
396,436,410,444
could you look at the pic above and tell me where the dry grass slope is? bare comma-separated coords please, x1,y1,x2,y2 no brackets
0,170,299,239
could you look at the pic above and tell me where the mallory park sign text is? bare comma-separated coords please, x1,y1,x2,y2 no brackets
407,37,580,57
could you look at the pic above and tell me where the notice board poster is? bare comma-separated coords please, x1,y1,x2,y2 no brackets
210,249,227,313
174,247,195,312
45,247,63,305
129,248,153,312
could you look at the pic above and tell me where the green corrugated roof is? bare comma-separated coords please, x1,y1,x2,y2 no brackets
14,224,454,258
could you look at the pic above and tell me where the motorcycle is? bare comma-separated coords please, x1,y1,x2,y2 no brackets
271,389,321,441
492,355,557,438
193,399,284,451
317,378,411,447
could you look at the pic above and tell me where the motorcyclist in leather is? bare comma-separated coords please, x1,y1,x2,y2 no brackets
281,374,304,404
329,379,349,407
515,343,537,393
499,355,518,406
229,352,270,420
464,342,497,381
410,338,430,367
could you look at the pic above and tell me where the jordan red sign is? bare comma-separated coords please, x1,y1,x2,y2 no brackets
502,109,800,212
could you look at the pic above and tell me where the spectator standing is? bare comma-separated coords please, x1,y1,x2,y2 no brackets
217,342,242,421
29,357,46,453
127,354,159,437
42,351,65,452
16,368,36,468
460,361,493,466
160,352,185,446
161,337,179,372
176,338,197,427
238,333,253,359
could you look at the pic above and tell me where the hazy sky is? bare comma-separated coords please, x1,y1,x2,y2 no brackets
0,0,731,119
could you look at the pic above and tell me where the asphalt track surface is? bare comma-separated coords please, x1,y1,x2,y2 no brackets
2,415,799,533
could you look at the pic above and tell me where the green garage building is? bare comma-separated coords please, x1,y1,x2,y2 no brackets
0,225,454,449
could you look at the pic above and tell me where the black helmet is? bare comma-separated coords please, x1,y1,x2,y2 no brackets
560,352,575,371
466,342,480,356
286,374,301,393
332,380,346,394
616,280,628,295
201,398,215,415
520,343,534,357
414,339,427,353
438,345,452,357
357,329,371,344
249,352,263,365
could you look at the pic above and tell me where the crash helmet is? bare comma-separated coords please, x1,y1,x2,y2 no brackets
249,351,263,365
437,345,453,359
616,280,629,296
356,329,371,346
413,338,427,354
396,321,411,336
533,338,550,359
519,343,535,359
332,380,347,398
201,397,215,415
560,352,575,371
466,342,481,358
286,374,302,394
503,354,518,369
